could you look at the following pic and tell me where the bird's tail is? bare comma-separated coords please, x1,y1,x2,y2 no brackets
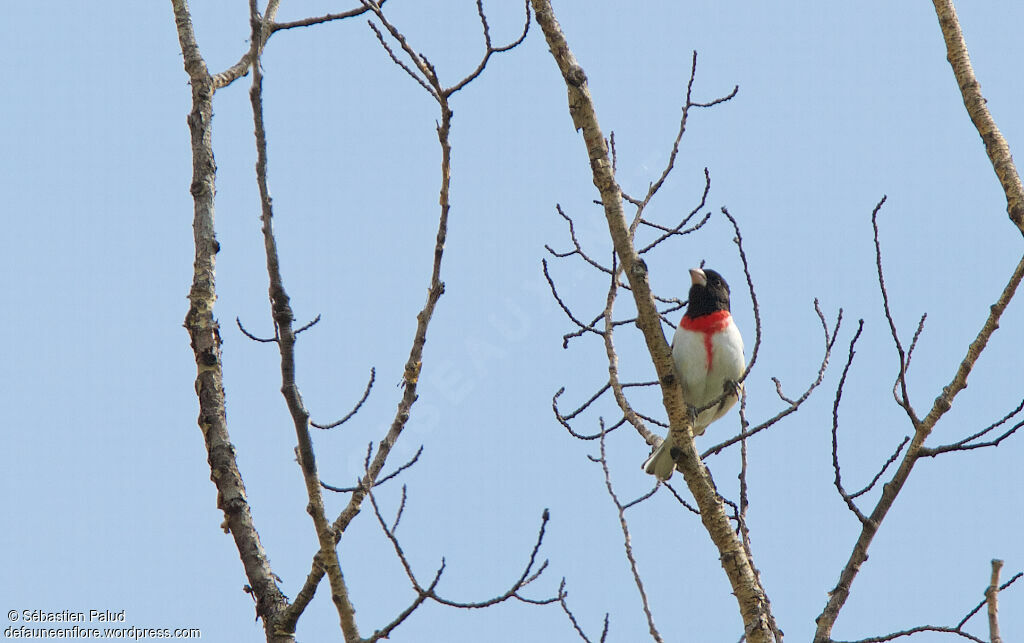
642,442,676,481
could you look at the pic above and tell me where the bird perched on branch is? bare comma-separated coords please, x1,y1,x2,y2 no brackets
643,268,745,481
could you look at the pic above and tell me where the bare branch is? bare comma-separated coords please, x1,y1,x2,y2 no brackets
365,20,438,98
543,258,606,342
246,1,357,635
530,3,774,637
271,1,382,32
957,570,1022,630
311,367,376,430
367,486,429,586
621,484,661,510
633,410,669,429
830,321,870,525
915,252,1024,431
360,0,439,95
832,626,985,643
369,483,556,612
848,436,910,500
601,256,657,445
552,385,630,440
553,384,608,424
738,390,751,522
623,51,735,254
734,389,784,643
171,0,290,633
638,52,736,211
987,559,1003,643
704,300,840,458
320,445,423,493
284,0,492,626
237,316,278,343
559,579,610,643
324,0,477,565
596,422,663,643
390,484,408,533
211,0,281,89
871,196,921,426
361,569,438,643
814,231,1024,641
662,481,701,516
770,378,794,405
362,0,525,101
359,489,444,641
721,207,762,382
294,314,322,335
546,204,613,274
835,563,1022,643
919,396,1024,456
931,0,1024,233
637,170,713,254
902,313,927,377
640,209,712,241
446,0,532,96
428,509,556,608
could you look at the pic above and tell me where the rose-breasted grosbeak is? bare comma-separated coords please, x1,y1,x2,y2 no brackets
642,268,745,480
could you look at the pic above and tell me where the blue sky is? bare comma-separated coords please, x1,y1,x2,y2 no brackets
2,2,1022,641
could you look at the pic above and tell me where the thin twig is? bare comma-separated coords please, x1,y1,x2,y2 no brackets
704,300,840,457
446,0,531,95
662,482,701,515
365,20,438,98
848,436,910,500
601,254,657,445
814,234,1024,642
543,258,606,341
597,422,663,643
834,566,1023,643
721,207,761,382
311,367,376,429
830,321,870,525
237,316,278,343
832,626,985,643
272,1,383,32
957,571,1022,630
294,314,321,335
559,579,611,643
320,445,423,493
871,197,921,427
919,396,1024,456
546,204,613,274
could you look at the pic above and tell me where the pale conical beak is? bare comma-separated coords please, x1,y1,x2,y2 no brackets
689,268,706,286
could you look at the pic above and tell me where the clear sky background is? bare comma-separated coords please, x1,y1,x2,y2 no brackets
2,2,1022,641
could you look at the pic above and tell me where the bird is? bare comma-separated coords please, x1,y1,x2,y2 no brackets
642,267,745,481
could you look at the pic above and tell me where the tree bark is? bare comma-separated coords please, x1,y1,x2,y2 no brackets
530,2,774,640
171,1,292,639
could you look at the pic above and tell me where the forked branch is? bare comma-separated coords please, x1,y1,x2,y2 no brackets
830,560,1021,643
530,1,774,639
245,2,356,635
813,198,1024,641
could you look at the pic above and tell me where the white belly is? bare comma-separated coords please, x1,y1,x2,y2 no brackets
671,320,745,434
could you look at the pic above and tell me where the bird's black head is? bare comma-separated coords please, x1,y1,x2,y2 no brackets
685,268,731,318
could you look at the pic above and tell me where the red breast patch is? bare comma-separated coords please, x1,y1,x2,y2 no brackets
680,310,731,368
